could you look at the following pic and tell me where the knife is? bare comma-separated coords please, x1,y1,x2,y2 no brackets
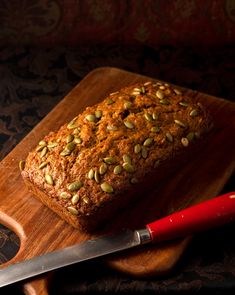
1,191,235,287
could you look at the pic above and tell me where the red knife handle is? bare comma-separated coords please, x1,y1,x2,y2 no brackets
146,192,235,243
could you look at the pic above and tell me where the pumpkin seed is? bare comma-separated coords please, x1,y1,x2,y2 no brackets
39,140,47,146
130,177,138,184
66,134,74,143
95,110,102,119
144,81,152,86
190,109,199,117
174,89,182,95
36,145,44,152
181,137,189,147
67,117,78,129
60,149,71,156
19,160,25,171
107,98,114,105
94,169,100,183
131,91,140,96
123,154,131,164
141,146,148,158
140,86,145,94
60,192,72,199
124,101,132,109
83,196,90,204
85,114,96,122
186,132,195,142
154,160,160,168
45,174,54,185
67,206,78,215
151,126,160,133
156,90,164,99
71,194,80,205
74,137,82,144
143,138,153,147
134,144,141,154
68,181,83,192
123,163,135,173
166,132,173,142
107,125,118,131
160,99,170,105
66,142,76,152
144,113,152,121
40,147,48,158
179,101,188,107
103,157,116,164
101,182,114,193
124,121,134,129
159,85,165,90
87,168,94,179
134,88,141,91
99,163,108,175
73,128,80,135
152,112,158,120
174,119,187,128
110,91,118,96
47,142,58,148
39,161,48,169
114,165,122,174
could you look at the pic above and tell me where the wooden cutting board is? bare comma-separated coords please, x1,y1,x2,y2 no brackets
0,67,235,295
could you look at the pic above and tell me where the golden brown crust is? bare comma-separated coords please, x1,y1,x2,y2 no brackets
21,81,213,231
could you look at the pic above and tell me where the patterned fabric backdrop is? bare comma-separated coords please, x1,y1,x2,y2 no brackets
0,0,235,47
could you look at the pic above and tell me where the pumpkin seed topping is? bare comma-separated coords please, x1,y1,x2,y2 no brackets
166,132,173,142
66,142,76,152
94,169,100,183
140,86,145,94
143,138,153,147
45,174,54,185
68,181,83,192
60,149,71,156
39,161,48,169
160,99,170,105
123,163,135,173
71,194,80,205
181,137,189,147
174,89,182,95
114,165,122,174
73,128,80,135
174,119,187,128
99,163,108,175
83,196,90,204
107,125,118,131
159,85,165,90
67,117,78,129
151,126,160,133
156,90,164,99
67,206,78,215
123,154,131,164
66,134,74,143
130,177,138,184
103,157,116,164
19,160,25,171
144,81,152,86
101,182,114,193
152,112,158,120
124,121,134,129
134,144,141,154
36,145,45,152
179,101,188,107
85,114,96,122
124,101,132,109
190,109,199,117
95,110,102,119
39,140,47,146
141,146,148,158
107,98,114,105
40,146,48,158
47,142,58,148
60,192,72,199
87,168,94,179
74,137,82,144
132,91,140,96
186,132,195,141
144,113,153,121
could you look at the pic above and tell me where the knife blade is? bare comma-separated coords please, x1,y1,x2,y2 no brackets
1,191,235,287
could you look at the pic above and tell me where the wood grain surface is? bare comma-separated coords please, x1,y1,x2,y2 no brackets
0,67,235,294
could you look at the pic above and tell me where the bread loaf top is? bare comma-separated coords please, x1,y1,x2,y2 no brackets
21,81,213,221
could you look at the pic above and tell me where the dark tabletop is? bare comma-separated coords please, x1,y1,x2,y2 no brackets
0,45,235,294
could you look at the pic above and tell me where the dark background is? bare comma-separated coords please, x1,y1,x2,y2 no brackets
0,1,235,294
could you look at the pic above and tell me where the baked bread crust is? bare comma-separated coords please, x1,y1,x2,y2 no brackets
21,81,213,231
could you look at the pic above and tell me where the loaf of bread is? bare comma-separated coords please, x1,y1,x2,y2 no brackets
20,81,213,231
